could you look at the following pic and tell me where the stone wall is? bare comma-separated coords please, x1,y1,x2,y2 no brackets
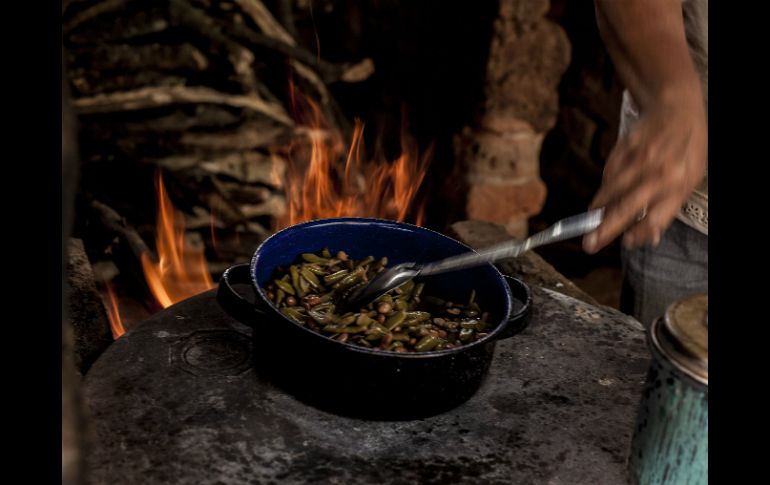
452,0,624,239
538,0,624,225
530,0,625,282
453,0,570,238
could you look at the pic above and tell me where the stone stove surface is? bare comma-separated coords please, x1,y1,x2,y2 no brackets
84,286,647,484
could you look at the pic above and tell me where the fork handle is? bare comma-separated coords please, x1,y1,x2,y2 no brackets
527,207,605,248
420,208,604,276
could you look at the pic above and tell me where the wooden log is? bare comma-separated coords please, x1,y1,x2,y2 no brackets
120,106,242,133
234,0,351,133
234,0,295,45
69,70,188,97
67,43,210,73
66,238,114,374
90,200,152,264
64,0,139,33
238,194,287,219
178,120,290,150
88,201,157,299
227,20,373,84
211,180,273,205
274,0,299,39
168,0,260,94
73,85,294,126
65,2,170,44
201,151,284,184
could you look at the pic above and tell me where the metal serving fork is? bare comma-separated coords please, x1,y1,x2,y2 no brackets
344,208,605,308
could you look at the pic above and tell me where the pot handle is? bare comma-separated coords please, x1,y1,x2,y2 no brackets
498,275,532,339
217,263,267,327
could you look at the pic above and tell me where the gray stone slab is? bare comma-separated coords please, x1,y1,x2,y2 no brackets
84,285,647,485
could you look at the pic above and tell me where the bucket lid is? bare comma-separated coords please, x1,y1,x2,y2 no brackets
651,294,708,386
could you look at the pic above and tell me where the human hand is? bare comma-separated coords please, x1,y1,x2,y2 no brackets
583,94,707,253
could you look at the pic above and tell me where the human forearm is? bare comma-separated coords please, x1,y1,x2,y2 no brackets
583,0,707,253
595,0,702,110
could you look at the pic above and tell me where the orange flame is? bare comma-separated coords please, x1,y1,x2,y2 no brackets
210,202,219,254
280,91,432,228
103,281,125,339
141,172,214,308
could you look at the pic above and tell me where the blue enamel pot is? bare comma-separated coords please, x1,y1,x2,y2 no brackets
218,217,530,419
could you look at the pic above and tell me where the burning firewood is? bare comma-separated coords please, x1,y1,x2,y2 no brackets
63,0,371,248
64,0,429,334
89,200,152,272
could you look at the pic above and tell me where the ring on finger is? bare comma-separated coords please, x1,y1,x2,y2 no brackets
635,205,648,223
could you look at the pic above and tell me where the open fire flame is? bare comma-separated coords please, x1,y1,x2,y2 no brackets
141,171,214,308
103,281,125,339
279,90,432,227
107,89,431,335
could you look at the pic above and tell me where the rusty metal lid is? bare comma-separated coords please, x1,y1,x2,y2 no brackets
651,294,708,386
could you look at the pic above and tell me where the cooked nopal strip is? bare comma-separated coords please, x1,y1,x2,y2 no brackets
265,248,489,352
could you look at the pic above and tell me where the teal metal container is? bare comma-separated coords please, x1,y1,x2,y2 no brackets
627,294,708,485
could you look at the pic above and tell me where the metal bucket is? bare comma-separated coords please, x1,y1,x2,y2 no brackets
627,294,708,485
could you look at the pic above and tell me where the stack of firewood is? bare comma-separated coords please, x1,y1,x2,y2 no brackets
64,0,373,271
